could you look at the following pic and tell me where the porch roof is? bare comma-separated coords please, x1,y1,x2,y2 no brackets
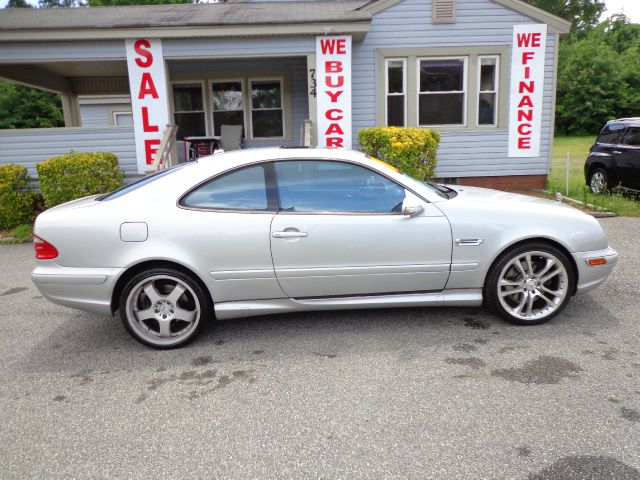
0,1,371,41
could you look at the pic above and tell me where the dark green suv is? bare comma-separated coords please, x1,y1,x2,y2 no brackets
585,118,640,193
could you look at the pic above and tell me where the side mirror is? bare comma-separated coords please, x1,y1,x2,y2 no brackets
402,204,424,217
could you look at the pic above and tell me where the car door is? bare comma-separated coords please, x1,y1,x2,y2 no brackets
269,159,452,298
178,163,282,302
617,127,640,188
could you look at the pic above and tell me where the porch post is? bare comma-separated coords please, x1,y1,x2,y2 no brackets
60,93,81,127
306,53,317,147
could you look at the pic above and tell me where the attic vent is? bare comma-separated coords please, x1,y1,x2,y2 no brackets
433,0,456,24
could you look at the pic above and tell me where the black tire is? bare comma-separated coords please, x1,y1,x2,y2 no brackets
588,167,611,194
483,242,576,326
119,267,211,349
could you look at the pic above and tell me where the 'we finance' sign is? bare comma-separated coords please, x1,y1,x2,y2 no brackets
508,24,547,158
316,36,352,149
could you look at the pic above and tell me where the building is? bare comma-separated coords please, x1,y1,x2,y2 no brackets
0,0,570,188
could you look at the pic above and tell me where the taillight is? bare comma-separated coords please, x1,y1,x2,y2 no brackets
34,235,58,260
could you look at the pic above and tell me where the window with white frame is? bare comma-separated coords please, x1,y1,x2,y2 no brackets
250,79,284,138
112,111,133,127
418,58,466,126
172,83,206,140
385,59,406,127
211,80,245,137
478,56,498,126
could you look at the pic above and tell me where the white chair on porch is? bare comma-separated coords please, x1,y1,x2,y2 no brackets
220,124,244,151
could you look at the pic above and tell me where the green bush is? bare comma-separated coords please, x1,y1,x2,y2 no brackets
36,151,124,208
0,164,37,230
357,127,440,181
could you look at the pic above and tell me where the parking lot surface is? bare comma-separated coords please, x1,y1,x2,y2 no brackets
0,217,639,479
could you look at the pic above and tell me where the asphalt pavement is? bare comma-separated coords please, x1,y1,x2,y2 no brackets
0,217,638,479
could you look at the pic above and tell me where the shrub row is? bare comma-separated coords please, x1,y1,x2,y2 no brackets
0,151,124,230
358,127,440,181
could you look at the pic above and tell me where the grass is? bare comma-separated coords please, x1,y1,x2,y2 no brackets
0,224,33,244
548,136,640,217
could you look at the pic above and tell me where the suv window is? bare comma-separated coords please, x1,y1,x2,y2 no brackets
181,164,270,211
620,127,640,147
275,160,406,213
597,123,626,144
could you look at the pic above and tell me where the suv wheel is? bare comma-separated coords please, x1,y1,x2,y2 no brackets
589,168,610,194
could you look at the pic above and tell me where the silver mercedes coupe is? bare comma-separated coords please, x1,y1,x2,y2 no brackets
32,148,618,348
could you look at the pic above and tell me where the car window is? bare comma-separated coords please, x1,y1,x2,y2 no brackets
181,164,270,211
275,160,406,213
597,124,626,144
620,127,640,147
98,163,193,201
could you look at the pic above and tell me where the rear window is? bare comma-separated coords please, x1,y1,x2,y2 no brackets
597,123,626,144
98,163,193,201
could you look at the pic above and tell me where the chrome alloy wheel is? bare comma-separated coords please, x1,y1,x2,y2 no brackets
590,170,606,194
125,275,201,346
497,251,569,321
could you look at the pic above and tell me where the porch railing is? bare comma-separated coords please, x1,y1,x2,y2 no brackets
147,124,178,174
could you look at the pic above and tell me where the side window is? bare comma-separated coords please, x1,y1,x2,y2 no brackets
620,127,640,147
181,165,270,211
275,161,406,214
597,124,626,144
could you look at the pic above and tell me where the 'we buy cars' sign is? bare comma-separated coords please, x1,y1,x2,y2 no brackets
508,25,547,158
316,36,352,149
126,39,170,174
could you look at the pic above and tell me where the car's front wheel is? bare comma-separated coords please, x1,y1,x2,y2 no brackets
588,167,610,194
484,243,575,325
119,268,210,348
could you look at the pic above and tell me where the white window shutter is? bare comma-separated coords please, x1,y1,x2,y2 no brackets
433,0,456,24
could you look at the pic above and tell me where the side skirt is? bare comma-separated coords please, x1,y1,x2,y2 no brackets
213,289,483,320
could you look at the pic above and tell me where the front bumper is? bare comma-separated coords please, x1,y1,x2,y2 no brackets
573,246,618,294
31,261,124,316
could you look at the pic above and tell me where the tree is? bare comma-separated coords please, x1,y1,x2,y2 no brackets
0,80,64,129
524,0,605,32
5,0,33,7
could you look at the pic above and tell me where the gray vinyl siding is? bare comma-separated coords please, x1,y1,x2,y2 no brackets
0,40,126,62
79,104,111,127
0,127,136,177
163,37,315,58
354,0,556,177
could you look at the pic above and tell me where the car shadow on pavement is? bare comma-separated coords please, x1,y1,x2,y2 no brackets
13,292,620,378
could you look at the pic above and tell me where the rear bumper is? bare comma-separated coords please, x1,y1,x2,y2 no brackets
31,262,123,316
573,246,618,294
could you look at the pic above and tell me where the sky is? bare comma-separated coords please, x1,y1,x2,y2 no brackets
0,0,638,23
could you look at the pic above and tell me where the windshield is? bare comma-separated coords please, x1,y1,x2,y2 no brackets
98,163,194,201
397,172,456,200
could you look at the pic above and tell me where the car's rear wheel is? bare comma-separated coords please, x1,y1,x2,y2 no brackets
484,243,575,325
119,268,210,348
589,167,610,194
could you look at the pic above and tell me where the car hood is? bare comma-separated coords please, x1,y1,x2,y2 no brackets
445,185,576,211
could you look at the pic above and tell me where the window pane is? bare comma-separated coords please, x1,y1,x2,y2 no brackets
175,112,206,140
478,92,496,125
183,165,268,211
420,59,464,92
480,59,496,91
212,82,243,111
387,95,405,127
252,81,282,109
252,110,283,138
597,124,625,144
275,161,406,213
387,61,404,94
114,113,133,127
213,111,244,137
419,93,464,125
173,84,203,112
622,127,640,146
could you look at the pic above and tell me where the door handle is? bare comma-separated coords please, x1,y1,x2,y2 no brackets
272,231,308,239
612,150,622,155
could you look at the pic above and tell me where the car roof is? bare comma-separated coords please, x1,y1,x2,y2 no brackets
606,117,640,127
